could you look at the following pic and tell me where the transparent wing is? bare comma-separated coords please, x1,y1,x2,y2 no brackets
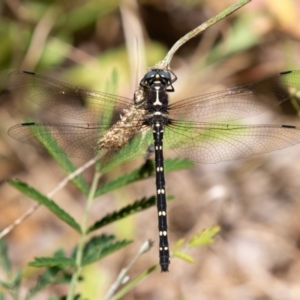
169,70,300,123
165,121,300,164
8,71,133,123
8,122,152,164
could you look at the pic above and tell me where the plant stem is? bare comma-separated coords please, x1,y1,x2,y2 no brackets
67,170,102,300
154,0,252,70
104,240,153,300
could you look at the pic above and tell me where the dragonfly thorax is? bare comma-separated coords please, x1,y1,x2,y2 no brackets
147,83,169,108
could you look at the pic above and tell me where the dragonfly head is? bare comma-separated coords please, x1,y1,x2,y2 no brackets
140,69,177,92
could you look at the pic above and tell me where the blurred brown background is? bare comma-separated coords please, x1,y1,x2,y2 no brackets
1,0,300,299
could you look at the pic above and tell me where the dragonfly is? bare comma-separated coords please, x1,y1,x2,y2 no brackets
7,69,300,272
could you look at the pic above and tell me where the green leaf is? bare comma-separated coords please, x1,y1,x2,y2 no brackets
81,235,132,266
25,267,71,300
26,250,73,299
95,162,154,197
88,195,174,233
188,225,220,247
98,128,191,175
29,256,76,268
95,157,192,197
25,266,72,300
0,269,23,294
173,251,194,263
77,234,115,258
22,118,89,195
8,179,82,233
173,238,185,251
88,196,154,231
29,249,77,268
12,270,22,290
0,239,11,273
164,158,194,172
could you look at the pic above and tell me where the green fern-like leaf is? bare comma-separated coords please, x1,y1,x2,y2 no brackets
173,251,194,263
173,238,185,250
80,234,116,257
171,226,220,266
80,235,131,266
26,250,73,298
23,118,89,195
25,266,72,300
188,225,220,247
8,180,82,233
29,256,76,268
95,163,154,197
95,157,193,197
0,269,22,291
88,195,174,233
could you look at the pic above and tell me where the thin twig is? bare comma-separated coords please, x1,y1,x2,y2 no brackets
47,156,100,198
104,240,153,300
153,0,252,70
0,203,40,239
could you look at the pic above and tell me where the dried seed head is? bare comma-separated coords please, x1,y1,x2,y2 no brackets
97,104,146,150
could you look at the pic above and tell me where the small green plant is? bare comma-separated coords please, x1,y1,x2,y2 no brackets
4,145,217,299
